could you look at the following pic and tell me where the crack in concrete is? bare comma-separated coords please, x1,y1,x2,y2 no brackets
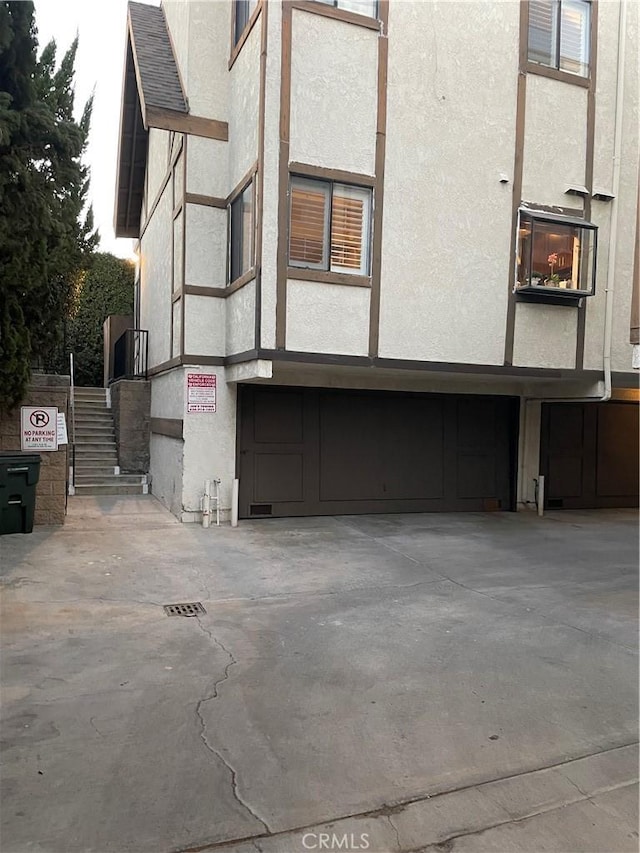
194,617,271,836
88,717,104,738
387,814,401,850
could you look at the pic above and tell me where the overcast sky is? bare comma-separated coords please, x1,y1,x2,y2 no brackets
34,0,140,259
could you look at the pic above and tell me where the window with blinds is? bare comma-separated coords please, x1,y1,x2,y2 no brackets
527,0,590,78
289,178,372,276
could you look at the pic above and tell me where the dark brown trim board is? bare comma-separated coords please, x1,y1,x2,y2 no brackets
290,0,381,31
150,418,184,440
255,0,268,350
504,40,528,363
576,0,598,370
524,62,590,89
289,161,375,187
368,0,389,358
276,1,293,350
227,267,257,295
182,355,226,366
146,107,229,141
229,0,263,70
184,285,227,299
184,192,227,209
180,134,188,358
287,268,371,287
227,161,259,205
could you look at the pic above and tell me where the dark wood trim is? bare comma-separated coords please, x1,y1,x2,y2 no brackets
225,349,261,365
185,285,227,298
276,1,293,349
576,0,598,370
139,136,184,241
504,41,528,365
369,0,388,358
172,289,181,304
227,161,259,206
150,418,183,440
147,356,182,377
289,161,375,187
182,355,226,366
229,0,263,70
227,267,257,295
255,0,268,350
287,267,371,287
239,348,566,378
290,0,381,31
524,61,590,89
180,135,188,359
172,201,183,220
146,107,229,141
184,192,227,209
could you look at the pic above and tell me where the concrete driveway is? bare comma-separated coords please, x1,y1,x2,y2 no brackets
1,497,638,853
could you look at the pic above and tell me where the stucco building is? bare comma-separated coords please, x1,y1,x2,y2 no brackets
115,0,639,521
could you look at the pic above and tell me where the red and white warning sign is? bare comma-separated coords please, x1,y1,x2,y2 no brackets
187,373,217,414
21,406,59,451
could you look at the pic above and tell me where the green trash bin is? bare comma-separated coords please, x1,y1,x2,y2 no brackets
0,452,42,535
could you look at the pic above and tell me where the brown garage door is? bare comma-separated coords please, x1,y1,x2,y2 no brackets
238,387,518,518
540,401,639,509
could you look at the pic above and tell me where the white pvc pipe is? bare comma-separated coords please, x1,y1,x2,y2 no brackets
214,478,221,527
231,479,239,528
600,0,627,404
202,479,211,529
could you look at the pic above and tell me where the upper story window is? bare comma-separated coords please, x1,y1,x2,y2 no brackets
289,177,372,276
234,0,257,46
528,0,590,78
229,181,254,283
516,210,597,300
316,0,378,18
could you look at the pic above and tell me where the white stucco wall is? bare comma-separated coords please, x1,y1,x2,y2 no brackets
186,137,228,198
181,367,237,518
184,204,227,287
290,10,377,176
161,1,189,89
150,434,184,517
521,76,588,208
229,21,260,189
260,1,281,350
226,282,256,355
147,128,169,209
378,0,518,365
512,303,577,369
140,182,172,368
184,294,225,356
185,0,229,120
286,281,370,356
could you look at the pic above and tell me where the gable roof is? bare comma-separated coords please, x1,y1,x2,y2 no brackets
114,2,187,239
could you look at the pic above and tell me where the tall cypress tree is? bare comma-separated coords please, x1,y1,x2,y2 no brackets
0,1,97,411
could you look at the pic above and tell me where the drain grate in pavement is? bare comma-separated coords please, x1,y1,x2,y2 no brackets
163,602,206,617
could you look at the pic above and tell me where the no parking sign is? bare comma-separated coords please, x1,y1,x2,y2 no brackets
21,407,58,451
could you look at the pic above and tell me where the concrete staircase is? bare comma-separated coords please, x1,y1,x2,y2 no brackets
71,388,148,496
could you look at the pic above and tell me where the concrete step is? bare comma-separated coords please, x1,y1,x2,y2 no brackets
73,483,148,496
74,443,117,453
75,429,115,438
74,412,113,421
74,474,146,485
74,403,108,412
74,387,106,396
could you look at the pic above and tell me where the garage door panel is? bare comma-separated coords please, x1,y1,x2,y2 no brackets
541,402,639,509
254,453,304,503
318,394,444,502
239,387,517,517
596,405,640,497
253,390,304,444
